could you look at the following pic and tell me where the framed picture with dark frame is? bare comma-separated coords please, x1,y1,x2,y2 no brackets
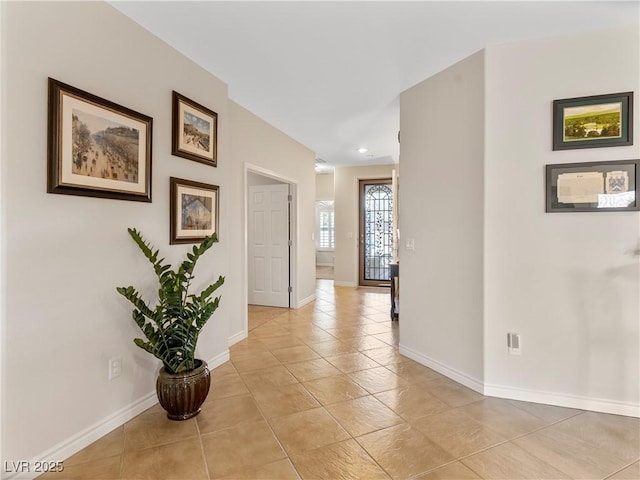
545,159,639,212
170,177,219,244
47,78,153,202
172,91,217,167
553,92,633,150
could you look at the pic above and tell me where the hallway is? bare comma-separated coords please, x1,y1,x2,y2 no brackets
42,280,639,479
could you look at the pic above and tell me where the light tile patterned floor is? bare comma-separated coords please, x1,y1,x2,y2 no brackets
316,266,334,280
41,280,639,479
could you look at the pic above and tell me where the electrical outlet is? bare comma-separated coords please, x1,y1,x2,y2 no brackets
507,333,521,355
109,356,122,380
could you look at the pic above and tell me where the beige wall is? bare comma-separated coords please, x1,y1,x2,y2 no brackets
315,173,334,200
399,25,639,415
1,1,316,468
248,172,286,186
230,102,317,310
399,50,486,389
483,25,639,413
3,1,231,463
333,164,397,286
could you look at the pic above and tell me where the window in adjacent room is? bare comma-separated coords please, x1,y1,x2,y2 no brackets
316,201,335,250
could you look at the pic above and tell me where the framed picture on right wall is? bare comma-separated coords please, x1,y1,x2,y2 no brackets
552,91,633,150
545,159,639,212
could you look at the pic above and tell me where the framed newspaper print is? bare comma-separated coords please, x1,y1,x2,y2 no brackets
545,159,639,212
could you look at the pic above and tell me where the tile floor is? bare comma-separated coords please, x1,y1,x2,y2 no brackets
315,266,334,280
41,280,639,479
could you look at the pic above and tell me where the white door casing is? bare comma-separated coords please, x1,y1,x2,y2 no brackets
248,183,290,307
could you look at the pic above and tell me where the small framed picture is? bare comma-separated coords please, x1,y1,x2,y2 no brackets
47,78,153,202
170,177,219,244
553,92,633,150
172,91,217,166
545,159,639,212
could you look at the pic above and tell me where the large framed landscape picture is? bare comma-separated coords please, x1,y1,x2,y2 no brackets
172,91,217,166
553,92,633,150
47,78,152,202
170,177,219,244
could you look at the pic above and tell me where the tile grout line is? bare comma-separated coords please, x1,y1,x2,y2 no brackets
603,460,639,480
406,459,469,480
416,406,586,479
313,305,400,479
318,395,397,478
256,290,582,475
229,353,305,480
118,429,125,480
247,295,397,478
194,413,211,480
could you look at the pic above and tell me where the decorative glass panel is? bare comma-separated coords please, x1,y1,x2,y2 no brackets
363,183,393,281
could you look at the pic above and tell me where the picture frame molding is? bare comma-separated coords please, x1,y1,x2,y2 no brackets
171,91,218,167
545,159,639,213
552,91,633,151
47,78,153,202
170,176,220,245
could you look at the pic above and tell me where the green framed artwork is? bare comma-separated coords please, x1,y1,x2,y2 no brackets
552,92,633,150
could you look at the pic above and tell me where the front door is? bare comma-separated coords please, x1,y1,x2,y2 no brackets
359,178,394,287
248,183,290,307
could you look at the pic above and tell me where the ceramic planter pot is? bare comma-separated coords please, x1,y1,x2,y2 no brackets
156,359,211,420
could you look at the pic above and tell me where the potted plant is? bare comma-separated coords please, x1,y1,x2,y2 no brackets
117,228,224,420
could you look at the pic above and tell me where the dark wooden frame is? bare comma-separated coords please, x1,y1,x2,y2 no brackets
553,92,633,150
172,91,218,167
545,159,639,212
170,177,220,244
47,78,152,202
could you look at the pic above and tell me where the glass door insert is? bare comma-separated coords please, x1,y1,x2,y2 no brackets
359,178,393,287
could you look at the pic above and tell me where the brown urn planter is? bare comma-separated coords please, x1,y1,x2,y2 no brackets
156,359,211,420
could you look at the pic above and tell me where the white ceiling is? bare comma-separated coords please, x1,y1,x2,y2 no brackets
112,1,638,170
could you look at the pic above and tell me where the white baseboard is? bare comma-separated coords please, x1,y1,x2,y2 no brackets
297,294,316,308
7,350,232,480
399,344,639,418
484,383,640,418
399,343,484,394
207,350,230,369
333,281,357,287
8,392,158,480
228,331,247,347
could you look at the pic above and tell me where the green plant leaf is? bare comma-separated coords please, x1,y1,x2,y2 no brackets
118,230,222,375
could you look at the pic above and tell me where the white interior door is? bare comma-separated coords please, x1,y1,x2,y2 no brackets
248,183,290,307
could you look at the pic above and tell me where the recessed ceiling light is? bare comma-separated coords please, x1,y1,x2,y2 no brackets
357,148,368,154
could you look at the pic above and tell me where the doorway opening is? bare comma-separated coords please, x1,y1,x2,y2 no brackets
359,178,393,287
315,200,335,280
245,165,298,323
